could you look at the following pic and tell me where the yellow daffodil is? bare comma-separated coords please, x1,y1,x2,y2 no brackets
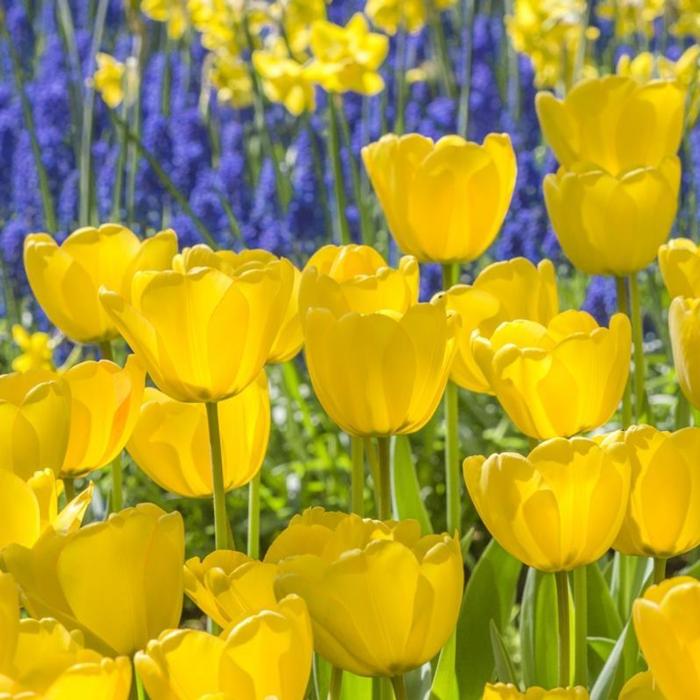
659,237,700,299
669,296,700,409
266,508,463,677
673,0,700,37
543,157,680,276
306,13,389,95
366,0,457,34
472,310,631,440
93,53,125,109
11,325,53,373
127,373,270,498
189,0,269,53
596,0,665,38
439,258,559,394
633,576,700,698
304,299,458,437
140,0,189,39
483,684,590,699
136,595,313,700
618,671,665,699
252,50,316,115
362,133,516,263
3,504,184,657
464,437,630,571
282,0,327,55
210,50,255,109
24,225,177,344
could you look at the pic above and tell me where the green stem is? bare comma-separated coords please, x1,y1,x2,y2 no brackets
615,277,633,428
99,340,123,512
376,436,392,520
653,557,667,585
428,1,457,98
327,96,351,245
677,392,691,429
391,675,408,700
457,0,475,136
136,667,146,700
111,101,129,221
206,402,230,551
125,33,143,228
629,274,647,423
393,25,408,135
573,566,588,686
247,472,261,559
328,666,343,700
555,570,570,688
63,477,76,502
350,436,365,516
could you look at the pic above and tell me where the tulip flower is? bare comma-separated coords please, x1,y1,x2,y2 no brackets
464,437,630,571
252,50,316,116
0,369,70,479
362,132,517,263
265,508,463,678
184,550,278,629
633,576,700,698
472,310,631,440
598,425,700,558
303,299,458,437
3,503,184,656
135,596,313,700
543,157,680,276
618,672,665,699
659,237,700,299
669,296,700,409
127,372,270,498
439,258,559,394
0,468,92,551
0,572,132,699
536,76,685,175
299,244,419,319
100,251,294,403
60,356,145,477
483,684,589,699
24,225,177,344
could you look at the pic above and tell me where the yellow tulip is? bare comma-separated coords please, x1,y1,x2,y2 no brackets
669,297,700,409
0,468,92,551
536,76,685,175
633,576,700,699
659,238,700,299
299,244,419,319
483,684,590,699
439,258,559,394
0,370,70,479
304,299,458,437
11,325,54,373
172,244,302,364
362,133,517,263
94,53,125,109
543,158,680,276
135,595,313,700
464,437,630,571
618,672,665,699
127,372,270,498
140,0,189,39
598,425,700,558
61,356,145,478
472,311,631,440
3,503,184,656
100,253,293,403
252,50,316,116
265,508,463,677
306,14,389,95
24,225,177,344
184,550,278,629
0,572,132,699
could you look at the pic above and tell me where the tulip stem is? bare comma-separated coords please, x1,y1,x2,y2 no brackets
328,666,343,700
135,670,146,700
247,472,261,559
63,477,76,502
572,566,588,686
206,401,230,551
327,95,351,245
555,570,571,687
391,675,408,700
376,436,392,520
628,273,647,423
615,277,633,428
99,340,124,512
653,557,667,585
351,436,365,516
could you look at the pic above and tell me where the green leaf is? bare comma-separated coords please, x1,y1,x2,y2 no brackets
520,568,559,689
489,620,518,685
587,561,623,640
588,637,615,664
590,623,632,700
390,436,433,534
455,539,522,700
339,672,372,700
430,633,459,700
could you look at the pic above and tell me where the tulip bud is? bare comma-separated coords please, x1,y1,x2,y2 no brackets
618,671,664,699
659,237,700,299
669,297,700,409
483,684,589,699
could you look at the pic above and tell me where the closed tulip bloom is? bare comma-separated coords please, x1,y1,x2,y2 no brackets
0,468,92,551
536,76,685,174
473,311,631,439
544,158,680,276
299,244,419,319
304,299,458,436
265,508,463,677
439,258,559,394
618,672,665,699
633,576,700,699
100,255,293,403
24,225,177,344
483,684,589,699
184,551,278,629
669,297,700,408
464,438,630,571
3,504,184,656
127,372,269,498
599,425,700,557
135,595,313,700
362,133,517,263
0,370,70,479
659,238,700,299
61,356,145,478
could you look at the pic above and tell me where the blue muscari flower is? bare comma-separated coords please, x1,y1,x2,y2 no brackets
170,107,211,195
0,217,30,294
582,276,618,326
5,4,35,69
137,114,173,225
244,158,290,254
419,263,442,302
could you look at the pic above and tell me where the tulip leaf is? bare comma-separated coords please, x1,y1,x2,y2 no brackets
429,632,459,700
489,619,518,685
339,672,372,700
590,620,642,700
587,562,622,640
588,637,615,664
520,568,559,689
455,539,522,700
390,436,433,534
